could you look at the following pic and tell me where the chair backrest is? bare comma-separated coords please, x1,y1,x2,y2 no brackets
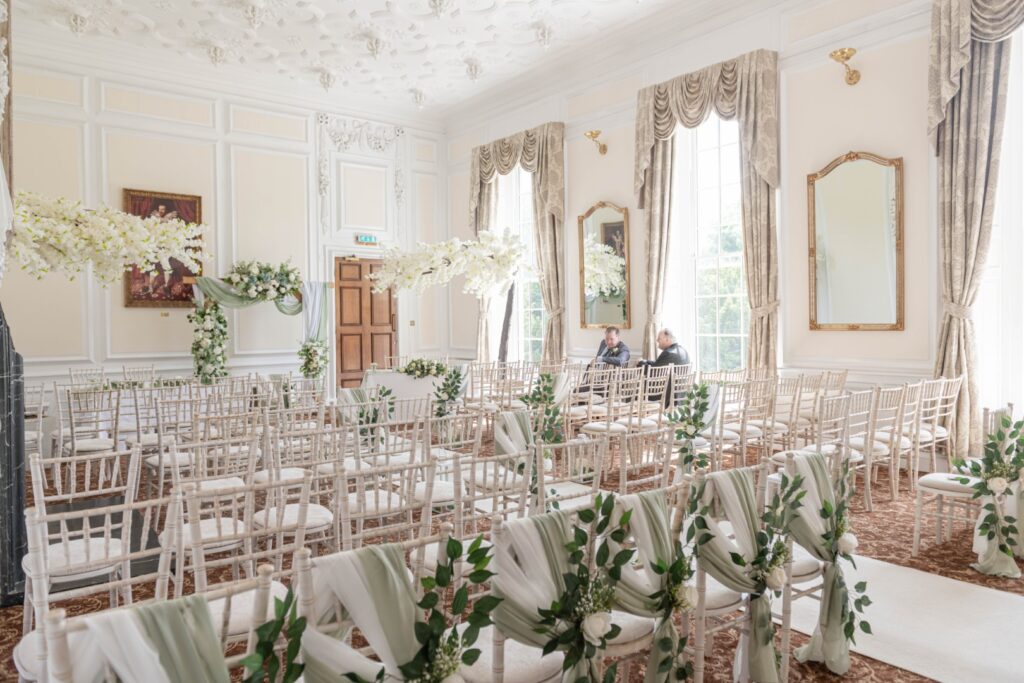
808,392,851,459
169,434,260,486
873,385,906,440
616,427,675,494
897,381,924,443
69,367,105,386
774,375,803,424
121,365,156,383
30,449,139,511
845,389,874,443
65,387,121,448
534,436,607,513
935,375,964,438
458,445,534,539
823,370,848,394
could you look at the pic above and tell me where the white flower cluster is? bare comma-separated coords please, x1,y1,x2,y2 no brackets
9,191,203,284
298,339,329,380
225,260,301,302
582,234,626,299
188,302,228,384
369,230,526,298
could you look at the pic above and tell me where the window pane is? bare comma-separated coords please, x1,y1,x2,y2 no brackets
720,183,741,225
718,297,742,334
719,336,742,370
698,187,720,230
718,258,743,295
697,148,719,188
720,223,742,254
697,299,717,334
697,265,717,296
699,336,718,372
697,120,718,150
720,143,740,185
719,119,739,146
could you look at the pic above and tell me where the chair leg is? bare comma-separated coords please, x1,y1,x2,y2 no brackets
912,489,923,556
21,577,32,634
935,497,945,545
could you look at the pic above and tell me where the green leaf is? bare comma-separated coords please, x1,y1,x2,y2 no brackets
414,621,433,645
462,648,482,665
452,586,469,615
860,621,873,635
468,569,495,584
447,536,464,560
854,581,867,593
418,592,439,610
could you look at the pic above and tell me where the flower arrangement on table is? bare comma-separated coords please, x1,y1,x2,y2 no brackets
583,234,626,300
536,493,634,681
368,230,526,298
399,358,448,379
344,536,501,683
953,415,1024,577
224,260,301,303
668,383,712,471
8,190,203,284
298,339,329,380
188,302,228,384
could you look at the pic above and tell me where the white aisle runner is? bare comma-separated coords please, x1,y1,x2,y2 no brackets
789,555,1022,682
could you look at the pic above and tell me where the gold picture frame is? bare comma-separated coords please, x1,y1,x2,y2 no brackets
578,201,631,330
807,151,904,331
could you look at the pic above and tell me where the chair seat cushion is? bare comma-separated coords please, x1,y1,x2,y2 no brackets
347,490,404,515
614,416,661,431
704,575,744,612
253,467,307,484
198,476,246,492
124,432,172,449
22,537,124,580
791,545,823,581
847,436,890,456
254,503,333,531
63,437,115,453
15,630,104,683
722,423,763,438
568,404,607,418
161,516,246,550
546,481,595,510
917,472,980,494
207,580,289,636
144,450,193,469
581,421,628,434
703,427,740,442
458,624,563,683
607,610,656,645
746,419,789,434
414,480,456,504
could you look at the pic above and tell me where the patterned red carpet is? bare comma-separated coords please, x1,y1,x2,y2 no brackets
1,473,1018,682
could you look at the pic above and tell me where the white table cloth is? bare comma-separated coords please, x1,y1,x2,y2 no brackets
361,370,440,402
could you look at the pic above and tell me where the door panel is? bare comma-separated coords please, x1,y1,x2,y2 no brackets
335,257,397,388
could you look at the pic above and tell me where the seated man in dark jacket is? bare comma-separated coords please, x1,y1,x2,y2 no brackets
594,326,630,367
640,328,691,405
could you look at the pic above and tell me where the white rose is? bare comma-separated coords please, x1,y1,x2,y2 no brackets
203,318,214,330
764,566,787,592
200,338,210,348
988,477,1009,495
269,280,279,289
837,532,858,556
248,287,258,298
681,584,698,610
249,264,259,275
581,611,613,646
214,345,222,354
682,423,696,437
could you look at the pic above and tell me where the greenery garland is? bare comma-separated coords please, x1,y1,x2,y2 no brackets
668,383,712,471
520,372,565,444
433,367,464,419
225,259,301,303
243,588,306,683
399,358,448,379
297,339,329,380
188,302,228,384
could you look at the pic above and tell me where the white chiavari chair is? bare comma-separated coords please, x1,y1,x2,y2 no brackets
24,383,46,458
822,370,848,396
68,367,105,386
44,567,272,683
565,365,615,438
844,389,878,511
611,426,675,495
64,387,120,457
928,375,964,471
913,378,945,477
706,380,744,470
417,412,483,516
120,365,156,383
792,372,824,445
736,377,783,464
889,381,923,496
796,392,854,479
773,375,803,450
16,485,178,682
533,435,607,513
854,384,905,508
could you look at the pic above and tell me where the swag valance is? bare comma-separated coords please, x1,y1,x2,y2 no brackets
928,0,1024,144
634,48,780,205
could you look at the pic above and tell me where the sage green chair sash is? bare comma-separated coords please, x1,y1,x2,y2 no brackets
494,410,535,455
698,468,779,683
787,452,851,675
493,511,593,682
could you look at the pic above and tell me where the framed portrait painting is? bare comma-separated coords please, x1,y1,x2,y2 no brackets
600,220,626,259
122,189,202,308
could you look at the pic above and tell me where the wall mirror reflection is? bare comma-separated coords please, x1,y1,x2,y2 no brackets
579,201,630,329
808,151,904,331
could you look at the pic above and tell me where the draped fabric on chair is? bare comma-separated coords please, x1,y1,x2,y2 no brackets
193,276,303,315
300,545,423,682
696,468,779,683
929,0,1024,457
469,122,566,363
788,452,851,675
634,49,780,366
492,511,597,683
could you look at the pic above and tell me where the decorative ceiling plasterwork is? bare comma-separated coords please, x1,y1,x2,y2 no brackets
317,112,404,232
19,0,676,109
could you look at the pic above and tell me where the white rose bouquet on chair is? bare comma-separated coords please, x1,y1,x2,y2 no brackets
536,493,634,682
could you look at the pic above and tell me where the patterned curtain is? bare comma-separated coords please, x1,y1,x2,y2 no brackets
634,49,779,366
929,0,1024,456
469,122,566,362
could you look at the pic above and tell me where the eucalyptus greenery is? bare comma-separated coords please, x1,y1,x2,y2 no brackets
344,536,501,683
520,372,565,444
953,415,1024,559
647,530,698,680
824,457,873,643
357,386,395,446
536,493,634,681
667,383,711,470
433,367,464,419
242,588,306,683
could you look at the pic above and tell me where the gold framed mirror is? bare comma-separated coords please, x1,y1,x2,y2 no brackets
808,151,904,331
578,201,630,329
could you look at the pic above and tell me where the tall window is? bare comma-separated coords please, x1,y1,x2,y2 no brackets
496,166,545,361
664,114,747,372
975,34,1024,409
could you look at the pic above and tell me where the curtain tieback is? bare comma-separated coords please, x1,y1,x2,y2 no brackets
548,307,565,317
750,300,780,318
943,301,972,320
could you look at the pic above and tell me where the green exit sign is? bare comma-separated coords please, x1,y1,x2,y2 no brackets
354,233,380,245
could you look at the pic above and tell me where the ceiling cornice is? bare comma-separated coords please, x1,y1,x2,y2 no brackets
12,22,445,132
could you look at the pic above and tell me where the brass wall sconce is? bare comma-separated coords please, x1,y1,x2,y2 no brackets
585,130,607,155
830,47,860,85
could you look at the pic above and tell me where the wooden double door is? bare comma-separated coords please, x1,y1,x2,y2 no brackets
334,257,397,388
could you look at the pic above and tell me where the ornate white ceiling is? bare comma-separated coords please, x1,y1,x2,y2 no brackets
18,0,679,110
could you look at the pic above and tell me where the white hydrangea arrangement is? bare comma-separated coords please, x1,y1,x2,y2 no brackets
8,191,203,284
368,230,526,298
298,339,329,380
188,302,228,384
225,260,301,302
582,234,626,299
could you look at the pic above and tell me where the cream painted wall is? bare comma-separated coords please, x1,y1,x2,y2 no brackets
782,35,933,374
5,41,447,382
442,0,936,383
